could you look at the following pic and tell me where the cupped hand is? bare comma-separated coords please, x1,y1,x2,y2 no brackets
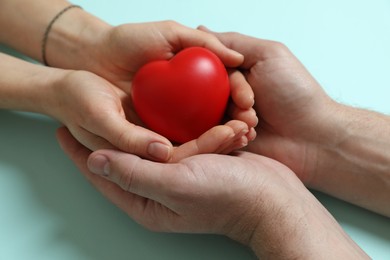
90,21,244,92
94,21,258,135
56,126,303,245
47,70,172,161
49,70,253,162
52,21,258,153
57,120,368,260
199,27,337,184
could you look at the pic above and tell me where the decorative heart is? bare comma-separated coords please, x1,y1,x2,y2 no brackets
131,47,230,144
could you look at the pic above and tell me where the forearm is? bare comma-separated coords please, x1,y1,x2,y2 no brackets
0,0,67,61
250,190,368,259
0,0,110,68
313,103,390,216
0,53,63,114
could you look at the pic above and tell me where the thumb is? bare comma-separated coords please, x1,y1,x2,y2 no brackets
94,114,173,162
197,25,248,53
197,25,272,69
87,149,181,204
174,24,244,67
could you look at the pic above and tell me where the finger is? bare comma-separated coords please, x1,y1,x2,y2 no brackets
228,70,254,109
56,127,118,194
90,114,173,162
173,23,244,67
216,120,249,154
227,105,258,129
247,127,257,142
57,127,161,225
68,125,116,151
170,125,235,162
87,149,184,205
170,120,249,162
56,127,92,165
56,127,110,185
218,127,256,154
220,136,248,154
197,25,272,69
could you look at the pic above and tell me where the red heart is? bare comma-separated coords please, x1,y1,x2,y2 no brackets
131,47,230,144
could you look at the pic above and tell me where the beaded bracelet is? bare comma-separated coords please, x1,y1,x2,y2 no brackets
41,4,82,66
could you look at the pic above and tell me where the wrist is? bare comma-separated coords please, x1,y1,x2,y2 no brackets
309,102,351,184
23,65,71,117
223,168,312,248
247,187,368,259
36,69,74,118
301,100,350,187
0,53,69,115
44,6,112,71
247,191,313,258
309,102,390,215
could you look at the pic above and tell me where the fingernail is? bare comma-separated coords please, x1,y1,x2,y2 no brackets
147,142,171,161
88,154,110,176
250,95,255,107
239,129,249,137
242,128,249,134
239,136,249,148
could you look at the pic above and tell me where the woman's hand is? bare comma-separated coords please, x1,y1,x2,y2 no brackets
50,20,243,91
1,3,257,150
45,70,253,161
48,19,258,141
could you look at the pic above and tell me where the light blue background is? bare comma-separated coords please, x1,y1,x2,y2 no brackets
1,1,389,259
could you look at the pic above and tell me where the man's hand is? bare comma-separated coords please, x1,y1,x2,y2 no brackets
198,26,336,184
57,127,368,259
47,70,253,161
201,27,390,216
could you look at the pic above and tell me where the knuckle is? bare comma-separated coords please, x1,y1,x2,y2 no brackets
226,31,241,38
267,40,290,56
117,157,141,192
162,20,179,28
118,170,134,192
115,124,141,154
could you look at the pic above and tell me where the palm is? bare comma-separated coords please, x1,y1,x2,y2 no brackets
244,53,332,182
58,22,257,158
86,151,295,234
97,23,177,92
90,23,257,152
51,71,142,150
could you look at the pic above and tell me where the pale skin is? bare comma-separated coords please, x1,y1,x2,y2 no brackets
57,30,389,258
0,0,258,161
